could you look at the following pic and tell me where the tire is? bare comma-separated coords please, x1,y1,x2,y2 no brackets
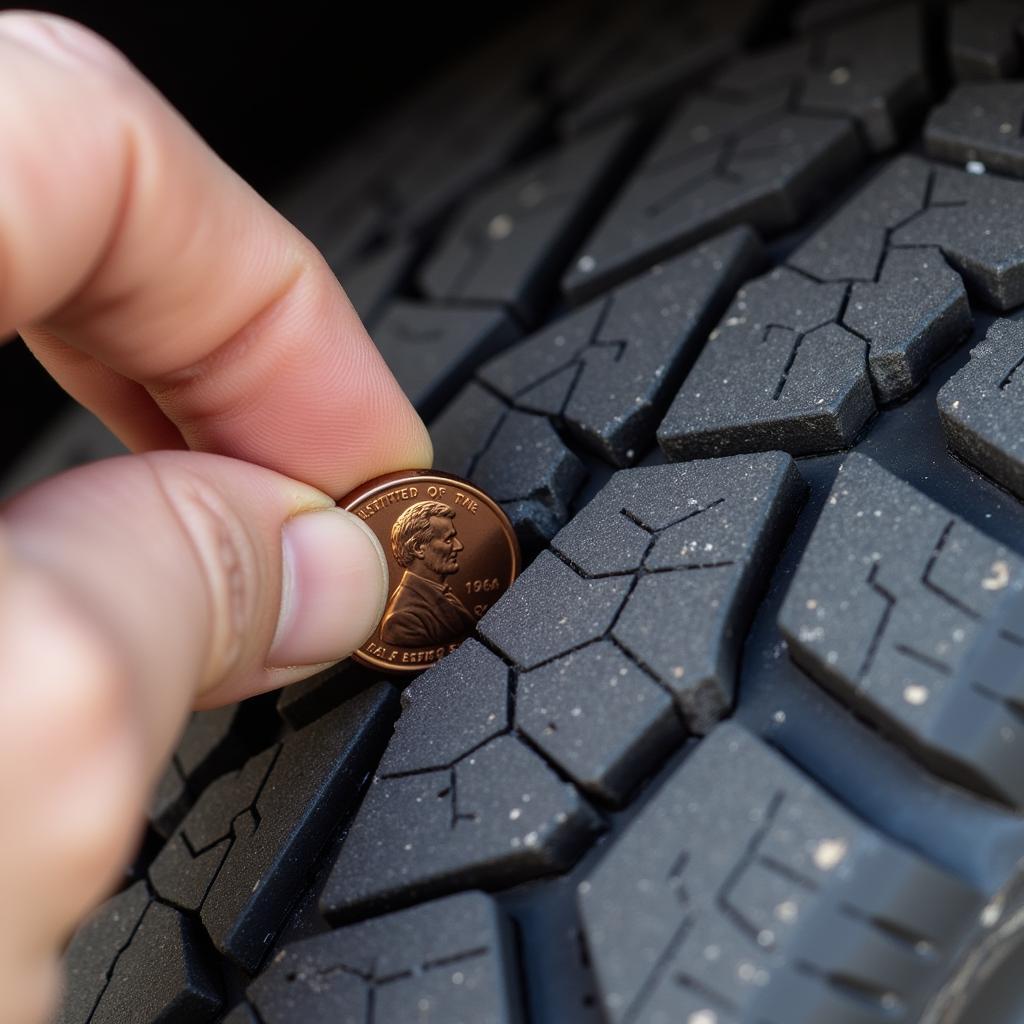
39,1,1024,1022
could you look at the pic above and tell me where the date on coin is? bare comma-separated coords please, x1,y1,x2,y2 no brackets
339,470,520,673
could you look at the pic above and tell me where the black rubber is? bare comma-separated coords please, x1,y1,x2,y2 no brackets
22,1,1024,1021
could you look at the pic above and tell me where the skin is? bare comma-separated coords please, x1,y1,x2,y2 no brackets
418,516,463,581
0,12,432,1023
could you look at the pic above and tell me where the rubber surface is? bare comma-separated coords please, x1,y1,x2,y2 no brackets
18,1,1024,1021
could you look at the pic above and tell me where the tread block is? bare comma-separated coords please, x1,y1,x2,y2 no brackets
59,882,151,1024
793,154,1024,309
844,247,970,402
246,892,522,1024
321,640,601,920
89,903,221,1024
579,723,985,1024
372,302,518,421
431,382,586,547
275,140,392,267
939,318,1024,500
779,453,1024,806
555,1,754,131
516,639,680,803
384,85,544,235
149,684,398,971
719,3,928,152
799,3,927,152
795,0,898,31
789,155,932,282
563,90,861,301
563,1,930,300
150,705,247,839
420,120,637,322
950,0,1024,80
479,227,765,467
790,158,973,394
220,1007,260,1024
60,884,221,1024
490,454,805,732
467,410,587,543
658,268,877,459
660,154,1024,460
479,552,635,670
333,239,418,329
279,63,543,258
275,662,372,731
891,169,1024,311
431,381,510,478
926,82,1024,178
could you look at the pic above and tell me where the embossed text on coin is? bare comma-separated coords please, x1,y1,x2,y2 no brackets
339,470,520,673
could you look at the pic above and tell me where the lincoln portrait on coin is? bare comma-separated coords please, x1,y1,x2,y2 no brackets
380,500,476,647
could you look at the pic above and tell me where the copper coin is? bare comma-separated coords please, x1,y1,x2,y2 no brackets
339,470,521,673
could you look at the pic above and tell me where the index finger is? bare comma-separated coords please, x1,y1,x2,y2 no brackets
0,12,431,496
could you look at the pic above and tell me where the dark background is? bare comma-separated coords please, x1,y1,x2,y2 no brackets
0,2,528,474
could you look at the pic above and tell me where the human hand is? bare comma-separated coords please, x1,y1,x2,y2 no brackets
0,12,431,1022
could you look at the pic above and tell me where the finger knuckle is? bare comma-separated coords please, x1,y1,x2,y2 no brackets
2,577,142,902
63,783,140,888
1,12,128,74
53,820,140,935
18,13,150,121
32,12,124,63
7,954,60,1024
47,624,140,864
47,592,131,747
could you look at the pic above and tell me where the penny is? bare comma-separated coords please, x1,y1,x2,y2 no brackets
339,470,521,673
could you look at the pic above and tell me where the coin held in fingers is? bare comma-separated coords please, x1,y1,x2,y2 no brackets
339,471,521,673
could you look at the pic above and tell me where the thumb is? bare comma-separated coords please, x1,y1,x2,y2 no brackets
3,449,389,722
0,450,387,1024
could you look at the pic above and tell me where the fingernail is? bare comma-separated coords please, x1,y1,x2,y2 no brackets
269,508,388,668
